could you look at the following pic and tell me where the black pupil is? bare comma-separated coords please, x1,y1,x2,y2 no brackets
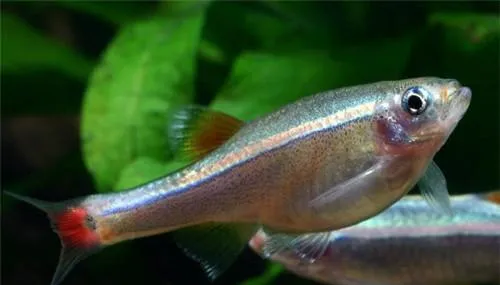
85,215,97,229
408,94,423,111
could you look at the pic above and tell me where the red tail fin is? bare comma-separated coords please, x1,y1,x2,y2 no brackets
4,191,101,285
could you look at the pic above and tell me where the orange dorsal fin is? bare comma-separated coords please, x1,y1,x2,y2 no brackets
484,190,500,205
168,105,244,161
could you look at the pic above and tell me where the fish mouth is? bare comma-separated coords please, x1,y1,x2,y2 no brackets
442,86,472,137
448,86,472,111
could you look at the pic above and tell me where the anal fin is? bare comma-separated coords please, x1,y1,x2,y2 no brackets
308,157,393,210
171,222,258,280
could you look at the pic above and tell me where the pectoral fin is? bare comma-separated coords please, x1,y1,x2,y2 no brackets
308,157,393,210
261,229,331,264
171,222,258,280
417,160,453,215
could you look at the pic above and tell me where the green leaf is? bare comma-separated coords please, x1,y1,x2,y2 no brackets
210,36,415,120
81,10,207,192
240,263,283,285
429,12,500,29
428,12,500,52
55,1,155,26
0,12,94,81
198,39,227,65
115,157,189,190
209,51,340,120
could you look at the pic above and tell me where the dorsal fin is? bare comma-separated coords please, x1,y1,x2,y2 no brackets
483,190,500,205
167,105,244,161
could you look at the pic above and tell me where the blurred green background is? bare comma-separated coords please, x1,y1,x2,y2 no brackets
2,1,499,285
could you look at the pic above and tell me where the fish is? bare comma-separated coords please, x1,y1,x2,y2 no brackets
249,191,500,285
4,77,471,285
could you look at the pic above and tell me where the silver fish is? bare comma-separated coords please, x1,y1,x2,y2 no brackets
250,192,500,285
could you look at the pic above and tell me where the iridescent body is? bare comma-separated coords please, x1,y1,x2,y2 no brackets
250,193,500,285
6,77,471,285
85,78,469,238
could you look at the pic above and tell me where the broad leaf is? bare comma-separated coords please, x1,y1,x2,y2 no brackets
210,36,414,121
81,10,206,192
209,51,342,120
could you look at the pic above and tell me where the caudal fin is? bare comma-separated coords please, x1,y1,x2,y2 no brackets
4,191,102,285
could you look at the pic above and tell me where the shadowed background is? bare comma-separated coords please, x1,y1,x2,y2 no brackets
2,1,499,285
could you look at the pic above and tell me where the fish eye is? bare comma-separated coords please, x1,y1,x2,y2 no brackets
84,215,97,230
402,87,429,116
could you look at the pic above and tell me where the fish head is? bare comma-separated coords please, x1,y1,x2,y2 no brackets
373,77,471,157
